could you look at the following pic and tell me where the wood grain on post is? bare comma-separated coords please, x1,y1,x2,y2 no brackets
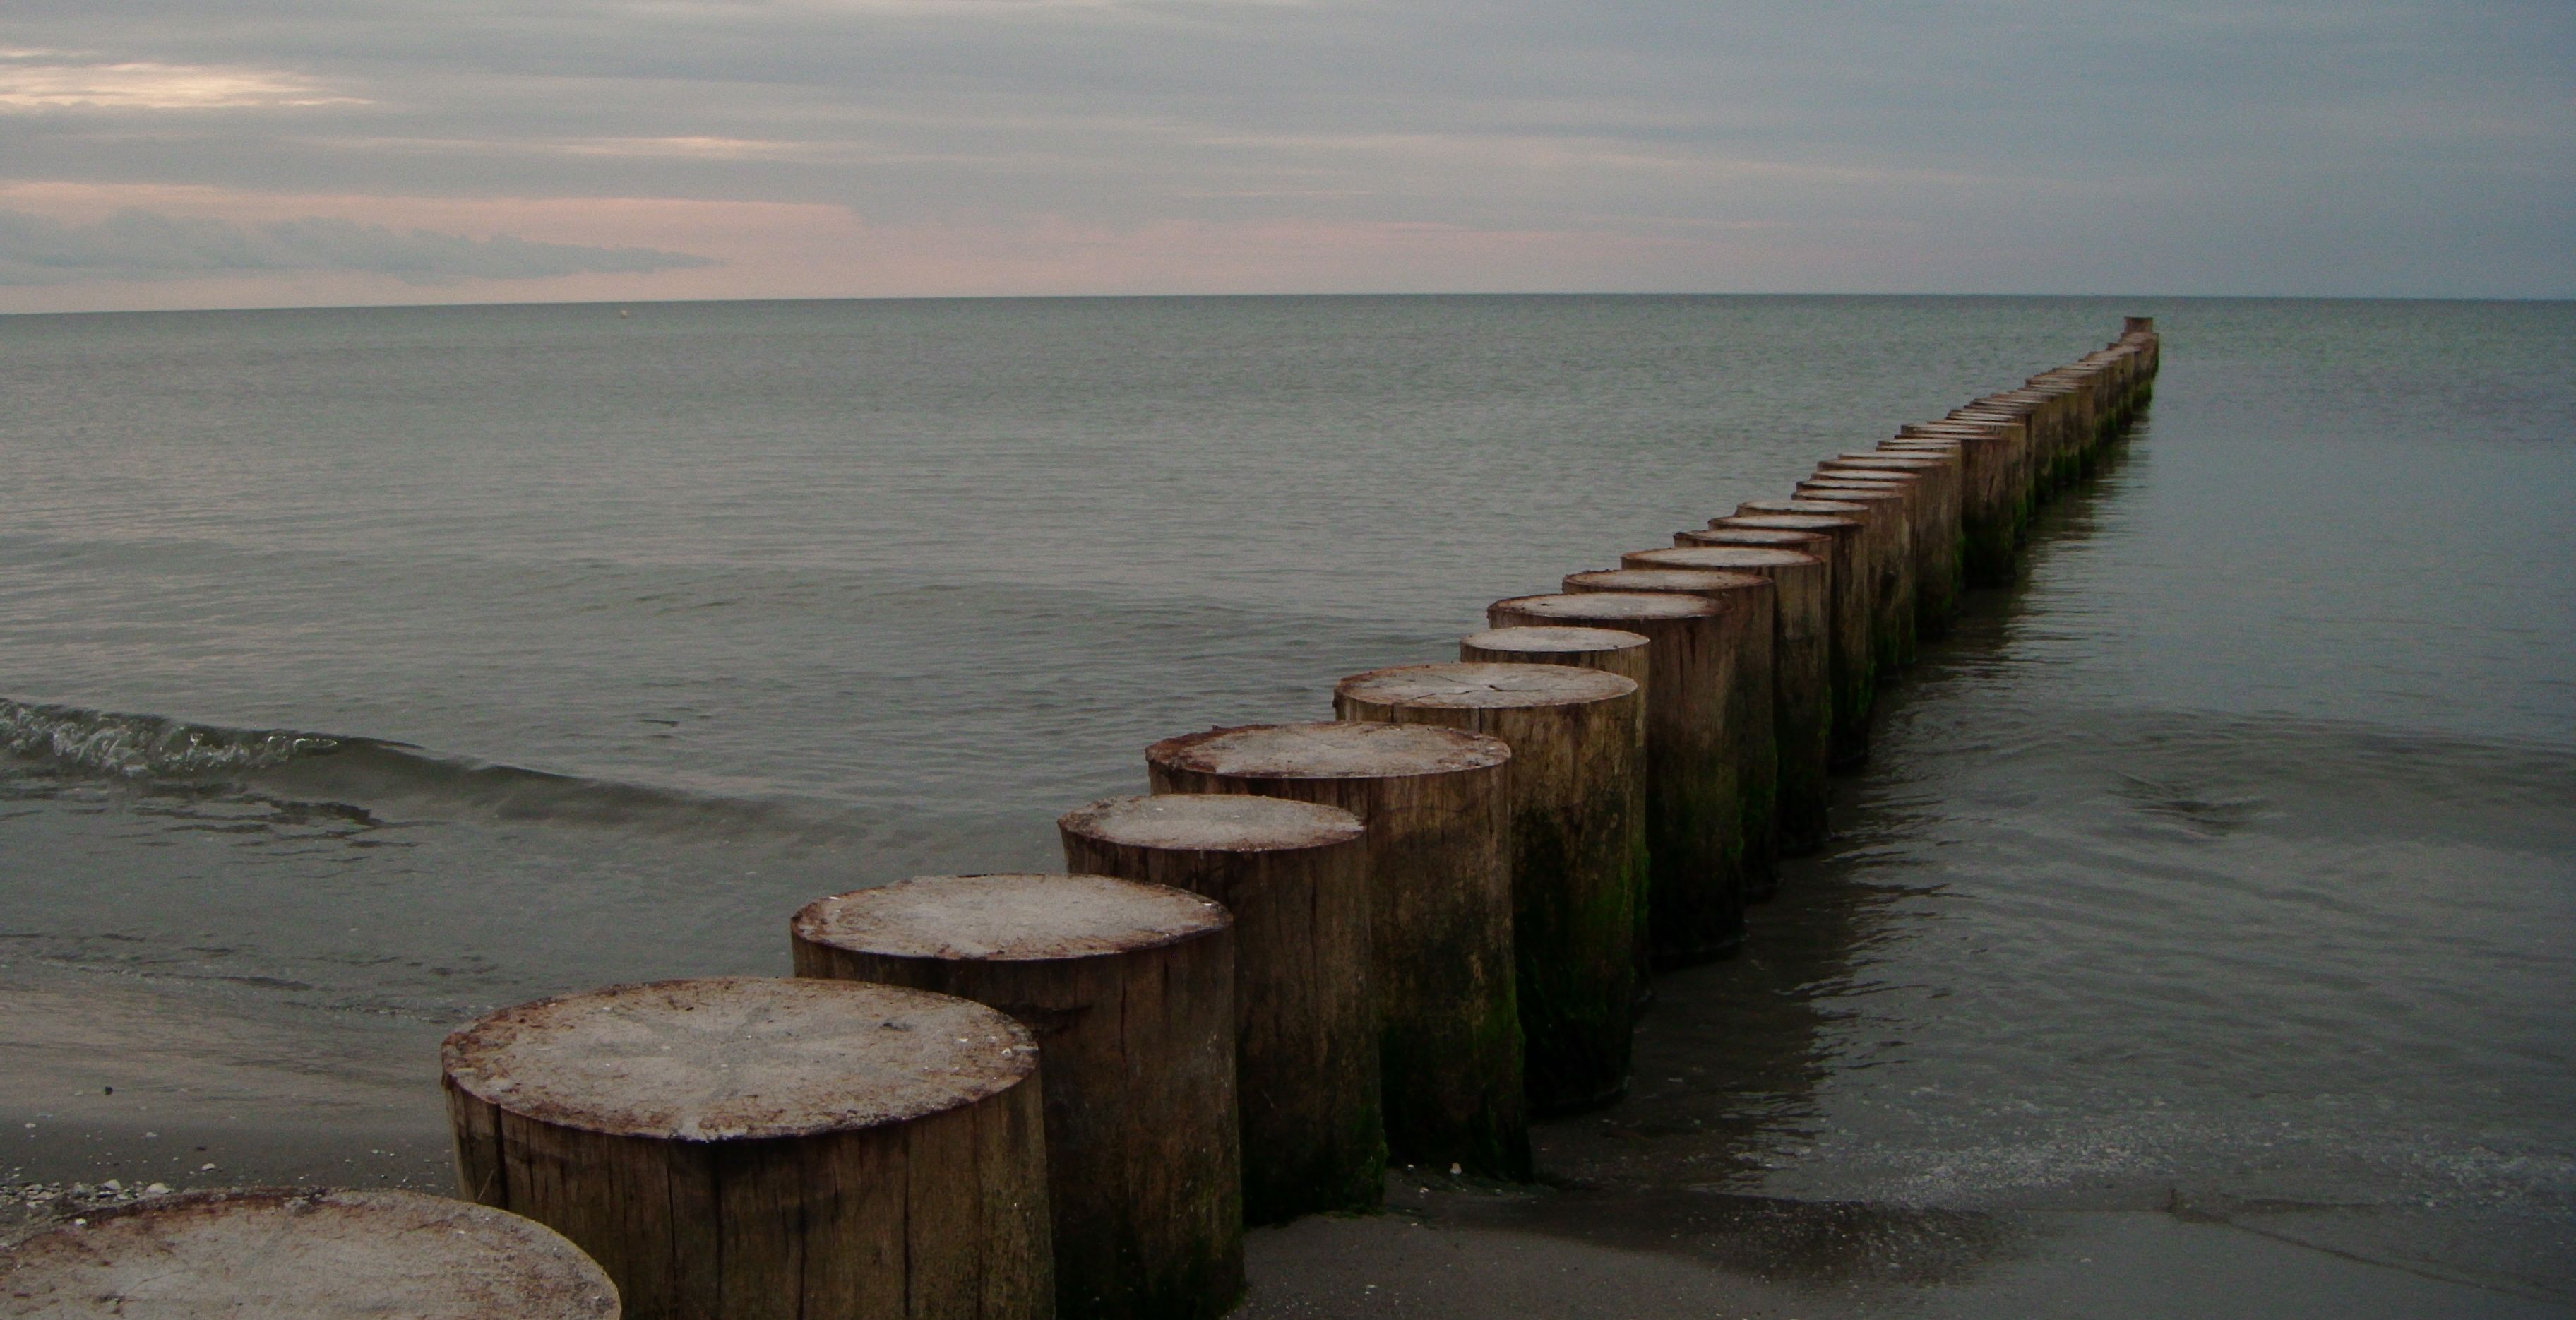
1717,511,1872,768
1807,467,1926,610
1462,629,1652,939
1960,394,2053,494
1561,565,1792,879
1055,795,1380,1225
792,875,1239,1320
1825,453,1962,636
1639,537,1832,856
1333,662,1645,1115
1461,625,1650,691
1897,421,2029,576
2023,376,2095,480
1486,593,1743,965
1954,400,2051,501
1791,480,1915,673
0,1189,619,1319
1144,723,1525,1179
1947,404,2040,499
443,976,1049,1320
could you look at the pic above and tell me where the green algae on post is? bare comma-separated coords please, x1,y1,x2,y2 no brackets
1334,662,1646,1116
1058,793,1384,1225
1621,541,1832,857
1145,722,1530,1181
1487,592,1746,965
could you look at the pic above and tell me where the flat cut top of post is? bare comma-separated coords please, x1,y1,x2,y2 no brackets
1678,528,1825,547
797,874,1229,963
441,976,1036,1141
0,1189,619,1319
1562,568,1763,595
1811,467,1914,482
1629,546,1820,572
1832,453,1950,468
1336,662,1635,711
1150,721,1510,781
1718,514,1860,533
1794,484,1903,503
1461,625,1650,655
1491,591,1718,623
1741,499,1866,516
1059,794,1363,855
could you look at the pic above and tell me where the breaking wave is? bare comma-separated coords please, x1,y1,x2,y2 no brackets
0,696,866,842
1,698,342,777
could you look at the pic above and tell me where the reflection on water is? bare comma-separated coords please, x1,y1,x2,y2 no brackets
1531,432,2575,1293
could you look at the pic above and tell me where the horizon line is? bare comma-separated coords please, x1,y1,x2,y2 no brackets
8,290,2572,321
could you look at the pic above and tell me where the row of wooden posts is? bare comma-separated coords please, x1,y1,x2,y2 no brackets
0,321,2158,1319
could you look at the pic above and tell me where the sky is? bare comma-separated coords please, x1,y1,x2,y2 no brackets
1,0,2569,311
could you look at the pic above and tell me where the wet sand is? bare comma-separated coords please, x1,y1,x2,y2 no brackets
1238,1188,2572,1319
12,958,2565,1317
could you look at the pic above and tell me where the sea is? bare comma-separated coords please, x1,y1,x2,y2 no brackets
4,295,2570,1300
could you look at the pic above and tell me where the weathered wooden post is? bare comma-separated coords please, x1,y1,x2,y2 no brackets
1902,417,2032,566
1462,624,1650,689
1789,480,1913,673
1822,452,1962,636
1485,592,1743,964
1715,510,1871,768
1958,396,2057,498
1145,722,1526,1179
1633,538,1830,856
2025,374,2097,475
793,874,1238,1320
1334,662,1645,1114
1056,794,1381,1224
1462,629,1652,969
1557,566,1781,880
0,1189,620,1319
1806,466,1928,608
444,977,1051,1320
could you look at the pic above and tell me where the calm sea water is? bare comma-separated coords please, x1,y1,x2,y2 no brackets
4,296,2571,1292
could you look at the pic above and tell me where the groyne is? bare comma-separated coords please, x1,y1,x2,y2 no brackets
2,319,2158,1318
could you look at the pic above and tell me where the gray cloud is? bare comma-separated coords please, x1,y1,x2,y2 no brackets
1,1,2570,296
0,208,719,285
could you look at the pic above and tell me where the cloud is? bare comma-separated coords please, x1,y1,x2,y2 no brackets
0,0,2568,300
0,208,720,285
0,54,362,110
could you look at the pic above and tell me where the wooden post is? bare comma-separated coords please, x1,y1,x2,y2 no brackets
1484,593,1743,965
1792,480,1915,673
1558,565,1795,881
792,875,1239,1320
1462,624,1650,689
1960,395,2060,497
1715,511,1871,768
1055,795,1381,1225
1901,419,2031,569
1462,628,1653,1002
1145,723,1526,1180
1334,662,1645,1114
0,1188,619,1319
1823,453,1962,636
1805,467,1928,627
443,977,1051,1320
1631,537,1831,857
